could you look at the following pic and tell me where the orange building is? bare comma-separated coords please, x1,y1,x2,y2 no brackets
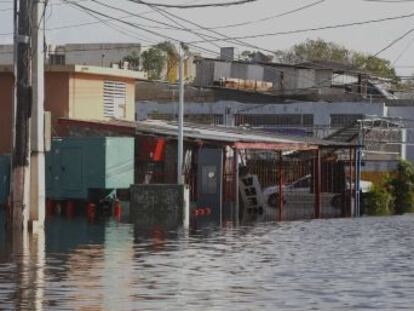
0,65,144,154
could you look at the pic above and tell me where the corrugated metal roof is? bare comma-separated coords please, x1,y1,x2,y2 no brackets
59,118,354,150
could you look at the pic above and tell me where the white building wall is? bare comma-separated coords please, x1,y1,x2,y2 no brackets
137,100,387,127
387,106,414,163
0,45,13,65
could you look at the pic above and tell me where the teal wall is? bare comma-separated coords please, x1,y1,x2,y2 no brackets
46,137,134,200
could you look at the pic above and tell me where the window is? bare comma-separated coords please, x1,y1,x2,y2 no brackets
103,81,127,119
148,113,223,125
49,53,65,65
330,114,363,128
235,114,314,127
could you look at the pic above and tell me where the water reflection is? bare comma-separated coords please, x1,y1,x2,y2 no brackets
0,227,45,311
0,209,414,310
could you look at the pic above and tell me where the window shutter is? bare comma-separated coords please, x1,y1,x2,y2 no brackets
103,81,127,118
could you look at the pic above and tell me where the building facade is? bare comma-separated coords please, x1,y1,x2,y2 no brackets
49,43,142,68
0,64,143,154
137,99,410,183
0,43,142,69
194,57,370,100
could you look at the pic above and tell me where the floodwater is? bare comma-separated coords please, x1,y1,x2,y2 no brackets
0,211,414,310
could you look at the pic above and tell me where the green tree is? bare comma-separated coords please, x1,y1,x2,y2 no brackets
241,50,273,63
387,160,414,214
122,50,140,70
141,47,166,80
275,38,398,81
275,39,349,64
156,41,179,83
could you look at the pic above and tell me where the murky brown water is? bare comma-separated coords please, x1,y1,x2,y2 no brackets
1,211,414,310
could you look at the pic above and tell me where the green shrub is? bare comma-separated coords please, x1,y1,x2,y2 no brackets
364,186,394,216
387,160,414,214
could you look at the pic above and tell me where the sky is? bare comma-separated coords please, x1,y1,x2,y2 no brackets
1,0,414,76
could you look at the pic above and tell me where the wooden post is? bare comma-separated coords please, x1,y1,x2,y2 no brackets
314,149,321,219
278,151,284,221
9,0,32,231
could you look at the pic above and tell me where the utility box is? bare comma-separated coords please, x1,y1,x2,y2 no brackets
46,137,134,200
0,155,10,205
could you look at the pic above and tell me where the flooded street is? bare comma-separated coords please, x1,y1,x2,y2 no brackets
1,212,414,310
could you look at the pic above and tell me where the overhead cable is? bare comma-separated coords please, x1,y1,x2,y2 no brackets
62,0,220,55
129,0,259,9
188,12,414,43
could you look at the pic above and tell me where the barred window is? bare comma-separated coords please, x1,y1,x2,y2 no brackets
235,114,314,127
148,113,223,125
330,114,363,128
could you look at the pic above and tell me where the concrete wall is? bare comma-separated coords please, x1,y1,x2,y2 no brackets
130,184,189,229
68,73,134,122
0,43,142,67
0,70,136,154
45,72,71,136
63,43,141,67
137,100,387,128
297,69,316,89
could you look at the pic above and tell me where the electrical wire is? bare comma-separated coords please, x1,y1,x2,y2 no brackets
62,0,221,56
89,0,224,51
68,2,157,44
194,0,326,30
146,3,223,49
188,12,414,43
132,0,279,55
129,0,259,9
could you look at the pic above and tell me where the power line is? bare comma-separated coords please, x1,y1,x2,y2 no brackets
68,2,157,45
131,0,279,55
129,0,259,9
392,33,414,65
144,2,223,50
200,0,326,30
89,0,224,51
188,12,414,43
62,0,220,56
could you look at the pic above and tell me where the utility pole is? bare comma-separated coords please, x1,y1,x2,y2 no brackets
30,0,46,230
177,42,185,185
10,0,33,231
